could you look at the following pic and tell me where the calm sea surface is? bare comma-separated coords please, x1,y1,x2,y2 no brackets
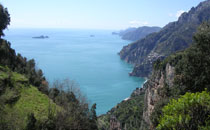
4,29,145,115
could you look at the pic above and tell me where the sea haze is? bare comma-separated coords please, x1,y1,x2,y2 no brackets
4,28,145,115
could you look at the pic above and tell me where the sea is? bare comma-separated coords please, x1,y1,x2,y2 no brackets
4,28,145,115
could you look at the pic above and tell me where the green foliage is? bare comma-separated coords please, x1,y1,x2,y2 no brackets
0,4,10,37
0,66,98,130
157,91,210,130
98,93,145,130
150,98,170,127
154,22,210,95
0,5,99,129
0,66,58,130
151,22,210,128
174,22,210,93
90,103,98,130
45,79,98,130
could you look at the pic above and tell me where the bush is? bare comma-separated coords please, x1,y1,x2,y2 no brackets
157,90,210,130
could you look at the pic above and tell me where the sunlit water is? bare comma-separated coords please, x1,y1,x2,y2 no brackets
4,29,145,115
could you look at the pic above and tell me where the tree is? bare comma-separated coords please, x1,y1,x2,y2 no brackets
174,22,210,93
90,103,98,130
0,4,10,37
47,79,98,130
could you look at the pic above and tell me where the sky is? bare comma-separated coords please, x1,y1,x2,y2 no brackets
0,0,205,30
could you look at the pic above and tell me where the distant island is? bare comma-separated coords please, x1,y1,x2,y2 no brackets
32,35,49,39
90,35,95,37
112,32,119,35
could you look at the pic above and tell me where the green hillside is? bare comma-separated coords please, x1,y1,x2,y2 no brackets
0,65,58,129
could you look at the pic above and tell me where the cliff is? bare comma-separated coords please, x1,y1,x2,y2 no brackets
140,63,175,129
140,21,210,129
120,0,210,77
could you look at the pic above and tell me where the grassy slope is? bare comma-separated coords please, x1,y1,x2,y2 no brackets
0,65,58,129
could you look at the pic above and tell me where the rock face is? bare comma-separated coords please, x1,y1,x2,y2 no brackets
120,0,210,77
140,63,175,129
129,52,165,77
110,116,121,130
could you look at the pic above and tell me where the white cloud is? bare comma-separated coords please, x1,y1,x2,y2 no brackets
129,20,149,27
176,10,185,18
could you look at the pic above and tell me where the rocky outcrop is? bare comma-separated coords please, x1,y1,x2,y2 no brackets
129,52,165,77
110,116,122,130
120,0,210,77
141,63,175,129
131,86,146,97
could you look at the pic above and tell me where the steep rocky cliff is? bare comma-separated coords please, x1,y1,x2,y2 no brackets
98,63,176,130
120,0,210,77
140,63,175,129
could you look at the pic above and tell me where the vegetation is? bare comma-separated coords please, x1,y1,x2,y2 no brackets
0,58,98,130
0,4,47,94
0,4,98,130
120,0,210,77
0,39,48,94
1,0,210,129
98,92,145,130
0,65,57,130
154,22,210,94
151,22,210,129
157,91,210,130
44,79,98,130
99,21,210,130
0,4,10,37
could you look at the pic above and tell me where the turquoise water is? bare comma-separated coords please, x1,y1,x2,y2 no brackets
4,29,145,115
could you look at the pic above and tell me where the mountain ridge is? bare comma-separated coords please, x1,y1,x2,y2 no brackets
119,0,210,77
118,26,161,41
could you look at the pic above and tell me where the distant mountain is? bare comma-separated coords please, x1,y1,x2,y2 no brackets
120,26,161,41
113,26,161,41
118,27,137,36
119,0,210,77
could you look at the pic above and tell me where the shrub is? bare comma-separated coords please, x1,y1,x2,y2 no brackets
157,90,210,130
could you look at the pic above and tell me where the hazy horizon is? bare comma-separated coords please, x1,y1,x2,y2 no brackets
0,0,205,30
